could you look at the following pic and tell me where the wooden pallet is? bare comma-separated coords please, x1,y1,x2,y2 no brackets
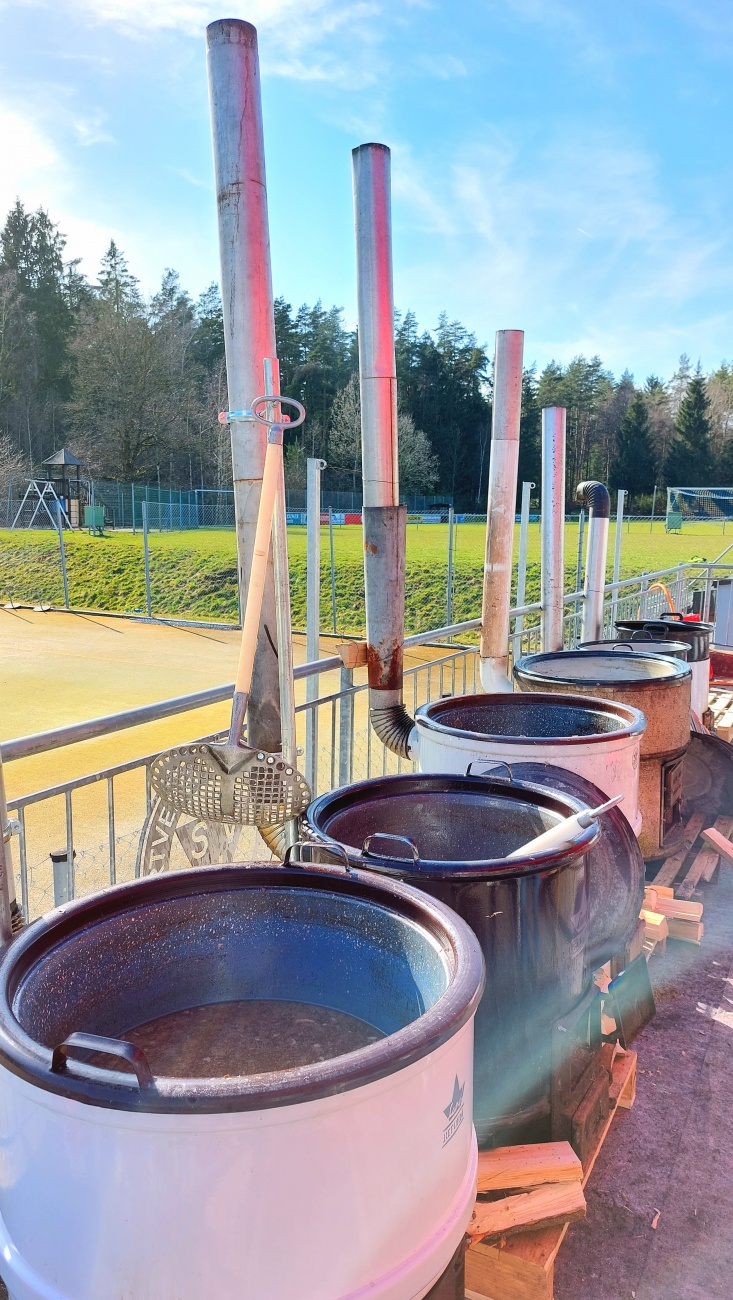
650,812,733,899
465,1049,637,1300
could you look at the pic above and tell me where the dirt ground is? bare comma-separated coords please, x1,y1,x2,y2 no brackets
556,863,733,1300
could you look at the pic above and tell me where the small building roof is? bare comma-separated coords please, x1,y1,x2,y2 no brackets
42,449,82,467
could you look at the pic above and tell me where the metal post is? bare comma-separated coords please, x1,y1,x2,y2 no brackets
142,501,152,618
480,329,524,690
55,502,69,609
328,506,338,633
575,509,585,597
513,481,534,660
446,505,455,627
0,753,16,945
131,484,135,535
578,483,611,642
207,18,281,752
50,848,73,907
611,489,626,630
338,666,354,786
703,564,714,623
541,408,567,652
650,484,657,533
306,457,326,793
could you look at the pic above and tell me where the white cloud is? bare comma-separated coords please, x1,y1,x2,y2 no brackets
0,101,120,278
389,128,733,375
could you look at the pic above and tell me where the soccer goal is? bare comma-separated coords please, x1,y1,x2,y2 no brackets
666,487,733,533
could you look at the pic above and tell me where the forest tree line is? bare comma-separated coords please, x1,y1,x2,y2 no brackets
1,200,732,511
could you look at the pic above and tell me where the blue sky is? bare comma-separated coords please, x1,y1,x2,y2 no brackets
1,0,732,380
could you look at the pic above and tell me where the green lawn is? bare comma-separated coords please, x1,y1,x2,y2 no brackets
0,519,725,635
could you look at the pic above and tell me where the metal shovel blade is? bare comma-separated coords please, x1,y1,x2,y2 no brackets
150,742,311,827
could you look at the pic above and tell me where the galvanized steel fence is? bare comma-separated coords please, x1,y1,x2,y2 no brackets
2,559,717,924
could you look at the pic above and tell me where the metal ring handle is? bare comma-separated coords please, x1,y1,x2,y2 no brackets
250,395,306,430
362,833,420,864
284,839,353,874
629,631,653,640
465,759,513,782
51,1032,154,1090
661,611,684,621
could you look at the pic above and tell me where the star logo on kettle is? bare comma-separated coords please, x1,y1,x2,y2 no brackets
442,1076,465,1145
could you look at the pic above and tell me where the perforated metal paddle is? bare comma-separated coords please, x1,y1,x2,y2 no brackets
150,395,311,827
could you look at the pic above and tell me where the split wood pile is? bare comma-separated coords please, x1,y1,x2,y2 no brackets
465,1048,637,1300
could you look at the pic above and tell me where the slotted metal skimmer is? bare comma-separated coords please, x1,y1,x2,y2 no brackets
150,744,310,827
150,395,311,827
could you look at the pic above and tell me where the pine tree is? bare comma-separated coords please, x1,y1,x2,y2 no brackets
0,199,74,400
665,372,714,486
97,240,141,315
609,393,656,492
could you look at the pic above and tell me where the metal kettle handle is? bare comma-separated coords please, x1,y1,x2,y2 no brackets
284,839,353,874
362,832,420,864
465,759,513,781
51,1031,154,1090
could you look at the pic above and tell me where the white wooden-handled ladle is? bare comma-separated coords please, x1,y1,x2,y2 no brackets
150,395,311,827
506,794,624,859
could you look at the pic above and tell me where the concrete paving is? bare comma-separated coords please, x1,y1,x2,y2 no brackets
556,862,733,1300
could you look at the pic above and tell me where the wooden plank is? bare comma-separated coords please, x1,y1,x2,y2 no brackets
702,816,733,883
678,847,718,900
640,910,669,945
468,1182,586,1244
477,1142,581,1194
700,826,733,865
651,812,706,887
466,1052,637,1300
642,892,703,919
666,917,704,944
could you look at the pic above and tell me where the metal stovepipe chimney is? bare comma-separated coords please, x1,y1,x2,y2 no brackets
206,19,281,751
353,143,414,758
479,330,524,692
577,480,611,642
541,407,567,652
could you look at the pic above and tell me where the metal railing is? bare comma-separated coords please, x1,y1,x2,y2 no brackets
1,559,724,922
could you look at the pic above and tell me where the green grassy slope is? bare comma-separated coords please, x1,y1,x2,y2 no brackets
0,520,720,634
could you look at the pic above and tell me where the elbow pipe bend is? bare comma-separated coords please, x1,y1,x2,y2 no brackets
369,697,415,760
576,480,611,519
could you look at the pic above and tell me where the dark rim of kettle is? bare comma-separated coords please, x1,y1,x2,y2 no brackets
0,864,485,1115
615,617,713,640
415,690,646,747
579,638,690,658
513,649,691,688
306,772,600,879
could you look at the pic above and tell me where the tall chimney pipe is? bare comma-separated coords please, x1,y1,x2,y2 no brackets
479,330,524,692
206,19,281,752
541,408,567,652
353,143,414,758
576,480,611,641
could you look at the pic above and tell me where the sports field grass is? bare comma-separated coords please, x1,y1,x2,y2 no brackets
0,519,725,634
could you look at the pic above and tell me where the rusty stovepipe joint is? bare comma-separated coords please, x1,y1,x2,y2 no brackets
353,142,416,759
